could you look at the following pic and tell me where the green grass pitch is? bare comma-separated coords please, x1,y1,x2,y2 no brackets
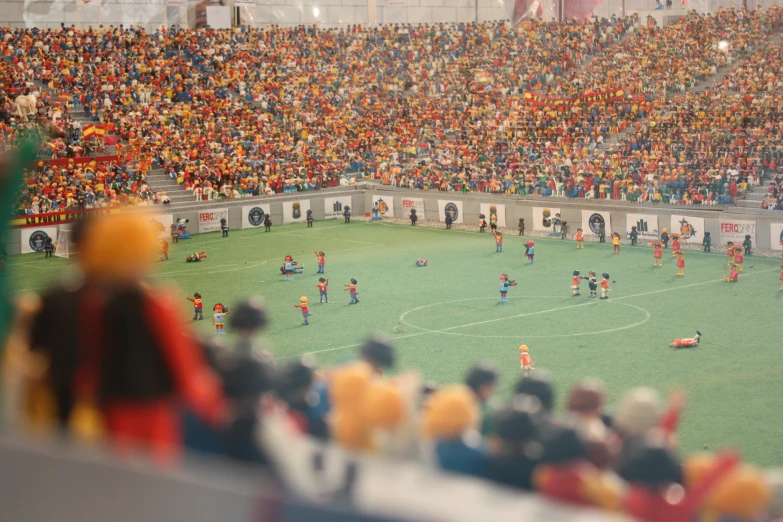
8,221,783,465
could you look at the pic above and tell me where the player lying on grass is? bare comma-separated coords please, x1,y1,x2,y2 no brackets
186,251,207,262
670,331,701,348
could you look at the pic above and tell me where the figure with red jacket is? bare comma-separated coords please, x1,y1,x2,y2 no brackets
724,264,739,283
345,278,359,304
571,270,585,297
294,296,310,325
675,250,685,277
600,273,611,300
733,246,744,272
187,292,204,320
318,277,329,303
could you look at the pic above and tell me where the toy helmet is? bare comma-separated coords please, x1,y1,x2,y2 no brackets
300,296,308,304
573,270,580,276
519,344,528,352
213,303,224,312
319,277,326,283
602,273,609,279
526,240,534,247
500,273,509,281
194,292,201,298
350,278,357,284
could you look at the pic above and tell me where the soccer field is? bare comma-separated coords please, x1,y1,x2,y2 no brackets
8,220,783,465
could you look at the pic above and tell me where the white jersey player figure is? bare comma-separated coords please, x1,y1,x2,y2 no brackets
669,331,701,348
519,345,534,377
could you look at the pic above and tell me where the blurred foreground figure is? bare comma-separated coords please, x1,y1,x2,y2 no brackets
17,213,227,463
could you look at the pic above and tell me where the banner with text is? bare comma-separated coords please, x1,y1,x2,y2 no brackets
21,226,59,254
150,214,174,239
625,213,659,242
581,210,612,237
438,200,464,224
523,88,624,108
401,197,425,220
165,0,186,5
9,208,118,229
234,0,255,5
480,203,506,228
242,204,271,229
372,195,394,218
771,223,783,251
198,207,229,234
670,215,705,244
282,200,311,224
323,197,352,220
533,207,560,232
720,218,756,246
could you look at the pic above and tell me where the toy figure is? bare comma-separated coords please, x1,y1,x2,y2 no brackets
780,261,783,291
671,233,682,255
533,425,621,510
621,441,740,522
652,241,663,267
44,237,54,258
212,303,230,335
669,331,701,348
560,221,569,240
415,258,428,267
445,211,453,230
345,278,359,304
587,270,598,298
725,242,735,267
176,218,192,239
492,230,503,252
499,273,517,303
284,255,296,280
661,228,669,249
159,239,169,261
343,205,351,224
518,218,525,236
734,246,744,272
294,296,310,325
703,231,711,252
330,362,374,451
575,228,585,249
612,232,621,254
264,214,272,232
187,292,204,320
525,240,535,264
743,234,752,256
306,209,314,228
409,208,418,226
675,250,685,277
186,251,207,262
314,251,325,273
479,213,487,233
725,264,739,283
489,212,498,232
519,345,534,377
170,223,179,244
318,277,329,303
422,385,485,479
598,223,606,243
630,226,638,246
220,217,228,238
600,273,610,300
687,457,772,522
571,270,585,297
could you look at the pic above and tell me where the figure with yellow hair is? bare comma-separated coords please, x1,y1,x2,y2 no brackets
519,345,534,376
293,296,310,325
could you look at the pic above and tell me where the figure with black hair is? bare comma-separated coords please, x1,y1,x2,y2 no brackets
345,277,359,304
44,237,54,258
409,208,418,226
219,217,228,237
275,359,328,440
306,209,314,228
343,205,351,224
464,363,499,435
600,273,611,299
360,334,395,375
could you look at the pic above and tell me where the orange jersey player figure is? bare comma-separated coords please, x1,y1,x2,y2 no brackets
314,250,325,274
733,246,744,272
651,241,663,267
600,273,611,300
575,228,585,249
186,251,207,263
724,264,739,283
675,250,685,277
159,239,169,261
492,230,503,252
345,278,359,304
186,292,204,320
294,296,310,325
670,234,682,255
212,303,230,335
571,270,585,297
519,345,535,376
318,277,329,303
669,331,701,348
